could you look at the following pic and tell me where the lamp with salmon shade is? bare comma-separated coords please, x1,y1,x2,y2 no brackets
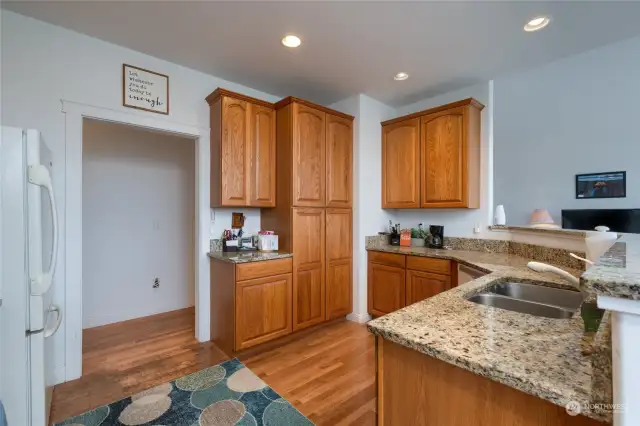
530,209,560,229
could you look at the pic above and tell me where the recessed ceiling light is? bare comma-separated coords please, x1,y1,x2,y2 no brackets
524,16,550,32
282,35,302,48
394,72,409,81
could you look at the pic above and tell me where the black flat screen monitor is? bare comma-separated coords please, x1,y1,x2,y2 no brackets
562,209,640,234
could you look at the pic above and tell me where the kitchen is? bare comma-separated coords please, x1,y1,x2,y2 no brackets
203,85,625,425
2,2,640,425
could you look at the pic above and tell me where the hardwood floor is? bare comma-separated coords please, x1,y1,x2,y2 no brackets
49,307,375,425
49,307,227,424
240,319,376,425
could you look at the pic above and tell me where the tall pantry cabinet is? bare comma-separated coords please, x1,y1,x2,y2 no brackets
261,97,354,330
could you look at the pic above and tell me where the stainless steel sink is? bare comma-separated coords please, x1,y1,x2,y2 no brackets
467,281,583,319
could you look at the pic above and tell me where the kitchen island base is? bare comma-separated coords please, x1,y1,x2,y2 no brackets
376,337,604,426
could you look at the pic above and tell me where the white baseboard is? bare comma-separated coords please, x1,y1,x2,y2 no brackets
346,312,372,324
83,304,195,329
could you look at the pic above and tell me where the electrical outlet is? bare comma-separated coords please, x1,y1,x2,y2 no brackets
153,278,160,288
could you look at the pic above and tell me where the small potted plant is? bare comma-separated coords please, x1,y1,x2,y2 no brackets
411,224,428,247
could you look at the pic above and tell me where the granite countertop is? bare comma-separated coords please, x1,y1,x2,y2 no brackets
581,233,640,300
366,245,611,422
208,251,292,263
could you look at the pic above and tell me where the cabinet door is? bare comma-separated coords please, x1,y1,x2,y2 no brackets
248,104,276,207
382,119,421,208
406,270,450,306
421,106,466,208
235,273,292,350
293,103,326,207
292,208,326,330
220,96,249,206
326,208,352,320
326,114,353,208
368,262,405,317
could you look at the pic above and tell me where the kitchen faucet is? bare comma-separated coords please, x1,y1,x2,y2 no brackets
527,262,579,286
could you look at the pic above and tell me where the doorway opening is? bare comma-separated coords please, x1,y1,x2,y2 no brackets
62,100,211,384
81,118,196,372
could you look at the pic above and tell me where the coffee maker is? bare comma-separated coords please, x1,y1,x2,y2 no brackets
428,225,444,249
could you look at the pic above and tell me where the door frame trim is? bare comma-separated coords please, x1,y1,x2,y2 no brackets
61,100,210,381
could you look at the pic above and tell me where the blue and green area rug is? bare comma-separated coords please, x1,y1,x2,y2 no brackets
54,359,313,425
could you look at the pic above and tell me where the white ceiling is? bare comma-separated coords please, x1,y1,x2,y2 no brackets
4,1,640,106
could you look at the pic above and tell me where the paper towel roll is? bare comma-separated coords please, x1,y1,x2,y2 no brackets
585,231,618,263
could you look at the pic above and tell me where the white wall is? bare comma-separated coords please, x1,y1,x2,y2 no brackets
494,35,640,226
82,119,195,328
389,82,494,238
1,10,279,382
330,94,396,319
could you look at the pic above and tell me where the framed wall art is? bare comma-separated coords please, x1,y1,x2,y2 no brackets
123,63,169,115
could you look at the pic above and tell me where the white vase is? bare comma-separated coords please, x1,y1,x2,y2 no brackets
494,205,506,226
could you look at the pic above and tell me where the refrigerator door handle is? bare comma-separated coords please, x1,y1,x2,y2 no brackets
43,305,62,338
28,164,59,296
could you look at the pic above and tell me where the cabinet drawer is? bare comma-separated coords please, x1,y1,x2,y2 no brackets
406,256,450,275
368,251,406,268
236,258,293,281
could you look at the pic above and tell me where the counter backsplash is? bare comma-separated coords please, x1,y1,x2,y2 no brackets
365,235,587,271
210,239,222,252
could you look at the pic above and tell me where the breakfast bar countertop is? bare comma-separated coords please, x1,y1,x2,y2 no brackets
581,233,640,300
366,244,611,423
208,251,292,263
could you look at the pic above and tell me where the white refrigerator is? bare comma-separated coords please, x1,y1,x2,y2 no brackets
1,127,62,426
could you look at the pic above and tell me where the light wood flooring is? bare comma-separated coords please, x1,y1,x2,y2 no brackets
49,307,375,425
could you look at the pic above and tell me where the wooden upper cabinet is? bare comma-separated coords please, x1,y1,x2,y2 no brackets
248,104,276,207
381,118,421,208
220,96,249,206
421,106,467,208
326,114,353,208
381,98,484,209
326,208,353,320
207,88,276,208
293,103,326,207
292,207,326,330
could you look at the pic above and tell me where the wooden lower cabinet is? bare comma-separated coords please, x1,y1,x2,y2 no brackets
406,270,451,305
368,251,453,317
377,337,603,426
293,266,325,330
325,208,353,320
292,208,326,330
326,259,352,320
235,273,292,350
368,262,406,317
210,258,293,355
